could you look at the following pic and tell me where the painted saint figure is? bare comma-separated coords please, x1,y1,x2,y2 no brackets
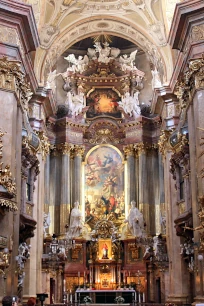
102,243,109,259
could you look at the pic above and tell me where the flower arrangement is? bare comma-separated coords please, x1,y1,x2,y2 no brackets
83,296,92,304
115,296,125,304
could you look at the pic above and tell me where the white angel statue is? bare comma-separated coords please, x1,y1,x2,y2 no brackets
119,50,138,71
64,54,89,74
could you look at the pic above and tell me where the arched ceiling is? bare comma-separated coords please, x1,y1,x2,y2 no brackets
21,0,183,85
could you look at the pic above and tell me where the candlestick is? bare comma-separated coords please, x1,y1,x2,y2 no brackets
63,279,66,292
139,293,141,303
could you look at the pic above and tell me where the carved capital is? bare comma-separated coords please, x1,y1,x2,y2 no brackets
123,144,134,157
56,143,73,155
74,145,85,157
0,57,33,112
134,142,145,156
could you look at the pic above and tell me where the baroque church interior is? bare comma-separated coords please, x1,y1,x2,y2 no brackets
1,0,204,305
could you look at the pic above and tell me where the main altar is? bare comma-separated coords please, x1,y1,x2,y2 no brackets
42,41,168,305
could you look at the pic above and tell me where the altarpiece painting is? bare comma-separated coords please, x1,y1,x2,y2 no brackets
84,145,124,229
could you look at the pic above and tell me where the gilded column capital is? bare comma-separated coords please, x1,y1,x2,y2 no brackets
174,54,204,111
37,131,50,160
134,142,145,156
0,57,32,112
57,143,73,155
158,130,171,156
123,144,134,158
73,145,85,157
50,145,60,157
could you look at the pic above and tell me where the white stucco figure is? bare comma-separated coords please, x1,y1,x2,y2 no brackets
119,50,138,71
95,42,111,64
125,200,146,237
151,67,162,89
45,69,57,93
64,54,89,74
65,91,85,117
69,201,83,238
43,212,51,236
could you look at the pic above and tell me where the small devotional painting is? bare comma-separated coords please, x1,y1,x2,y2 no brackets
98,238,112,260
84,145,125,228
86,88,121,118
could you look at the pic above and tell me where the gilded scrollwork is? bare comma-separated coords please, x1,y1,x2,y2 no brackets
0,57,33,112
89,129,120,145
158,130,171,156
37,131,50,160
0,129,17,212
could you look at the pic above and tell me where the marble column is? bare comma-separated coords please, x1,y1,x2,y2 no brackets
164,151,189,304
188,89,204,302
59,143,71,235
0,88,22,295
137,143,150,233
72,146,84,205
50,148,62,235
124,145,136,205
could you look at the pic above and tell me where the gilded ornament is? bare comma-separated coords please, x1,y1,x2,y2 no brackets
0,199,18,212
74,145,85,157
37,131,50,160
57,143,73,155
134,142,145,156
90,129,120,145
158,130,171,156
0,57,32,112
123,144,134,157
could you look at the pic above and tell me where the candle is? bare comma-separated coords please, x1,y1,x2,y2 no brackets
78,271,80,277
143,292,145,302
84,271,86,278
63,279,66,292
139,293,141,303
70,294,72,303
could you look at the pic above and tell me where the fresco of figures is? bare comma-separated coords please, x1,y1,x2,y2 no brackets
86,89,121,118
85,145,124,229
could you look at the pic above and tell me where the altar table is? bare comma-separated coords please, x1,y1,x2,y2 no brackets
75,289,136,304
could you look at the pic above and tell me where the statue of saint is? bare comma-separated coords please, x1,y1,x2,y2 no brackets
69,201,83,238
125,200,146,237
